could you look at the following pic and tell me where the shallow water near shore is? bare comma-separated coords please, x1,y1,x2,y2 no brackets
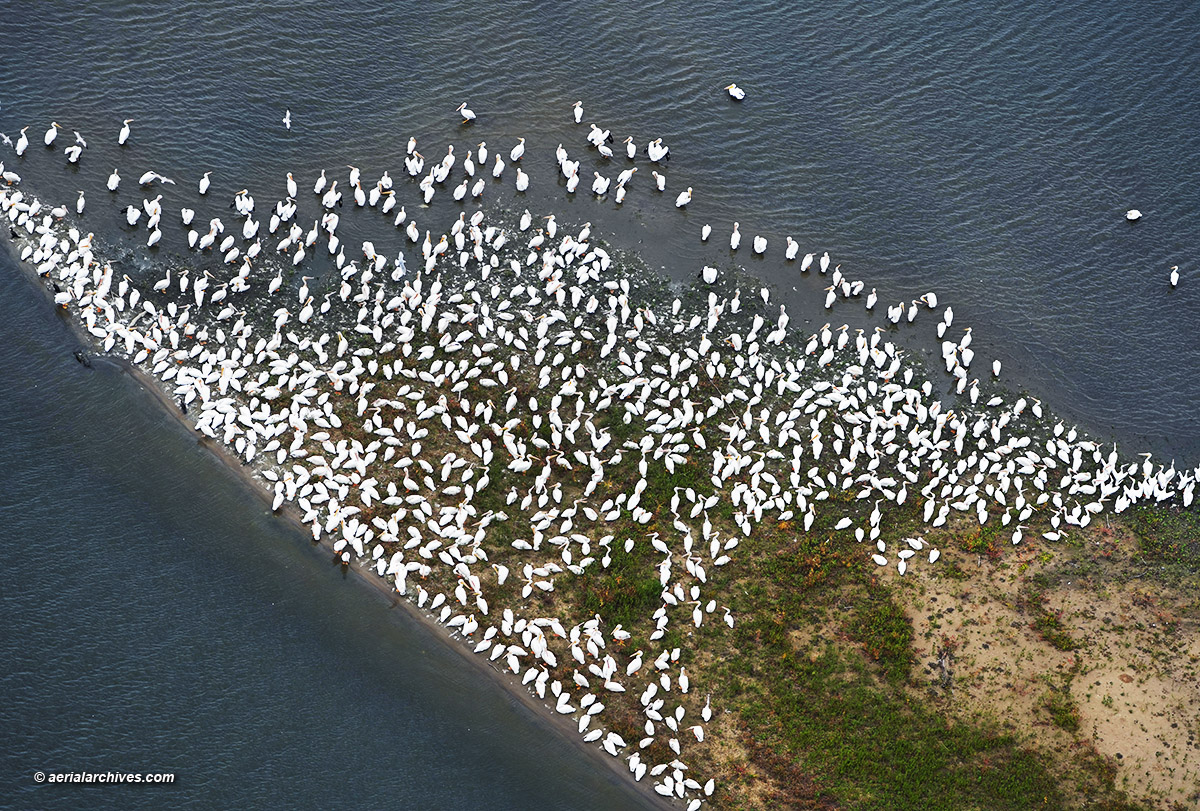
0,252,654,808
3,0,1198,461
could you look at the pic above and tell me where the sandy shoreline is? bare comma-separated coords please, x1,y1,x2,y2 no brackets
6,240,679,810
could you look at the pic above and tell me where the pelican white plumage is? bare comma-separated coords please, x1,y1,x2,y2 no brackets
701,266,717,284
509,137,525,162
456,102,476,123
784,236,798,260
1170,265,1179,287
282,109,291,129
753,235,767,254
76,191,85,214
199,171,211,195
819,251,830,272
15,127,29,156
729,222,740,250
118,119,133,145
44,122,61,147
591,172,610,195
515,167,529,192
674,187,692,208
1125,209,1141,221
724,83,746,100
701,224,711,241
106,168,120,191
572,101,583,124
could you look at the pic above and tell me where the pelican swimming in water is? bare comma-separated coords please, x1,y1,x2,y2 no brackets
784,236,798,260
729,222,740,250
456,102,476,124
282,109,291,129
15,127,29,155
199,171,211,195
724,83,746,100
701,224,711,242
509,137,525,162
1125,209,1141,221
44,122,61,147
1170,265,1179,287
674,187,692,208
572,101,583,124
118,119,133,145
106,169,120,191
753,235,767,255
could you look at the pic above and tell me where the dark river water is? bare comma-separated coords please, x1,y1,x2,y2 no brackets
2,0,1198,806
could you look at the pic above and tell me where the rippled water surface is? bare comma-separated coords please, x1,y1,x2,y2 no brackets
2,0,1199,806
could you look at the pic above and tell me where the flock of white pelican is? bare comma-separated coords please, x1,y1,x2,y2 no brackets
1,93,1194,808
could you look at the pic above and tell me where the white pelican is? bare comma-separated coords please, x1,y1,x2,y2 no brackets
674,187,692,208
1170,265,1179,287
509,137,525,162
572,101,583,124
701,224,711,241
623,136,635,159
15,127,29,155
199,171,211,195
702,266,717,284
729,222,740,250
282,109,291,129
76,191,85,214
652,170,666,191
456,102,476,123
106,169,120,191
118,119,133,145
591,172,610,195
515,167,529,191
1125,209,1141,221
725,83,746,100
784,236,798,260
753,235,767,254
44,122,61,146
286,172,297,198
819,251,830,272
